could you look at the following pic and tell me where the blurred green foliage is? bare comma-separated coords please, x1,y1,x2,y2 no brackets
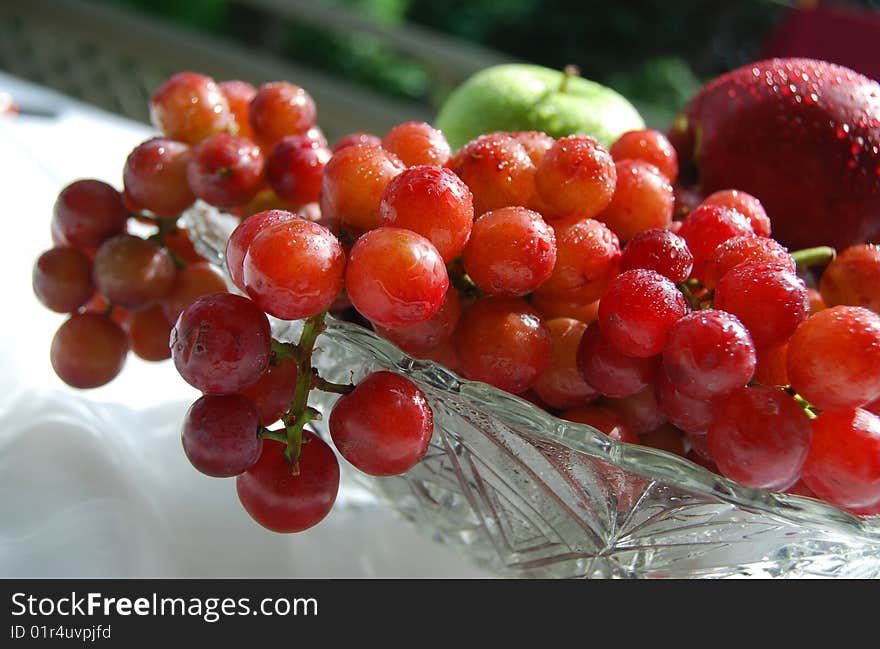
104,0,873,125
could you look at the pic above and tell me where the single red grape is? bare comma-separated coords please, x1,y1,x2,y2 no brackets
170,292,272,395
93,234,177,311
329,371,434,476
248,81,317,149
218,79,257,140
332,132,381,152
373,287,460,356
381,121,451,167
786,305,880,411
182,394,263,477
609,128,679,183
379,165,474,263
662,309,757,400
801,408,880,511
52,179,128,251
243,219,346,321
236,435,340,533
677,204,755,281
708,385,811,491
186,133,265,209
596,159,674,242
532,318,600,409
266,135,331,207
240,356,299,426
655,370,714,434
701,189,771,238
702,235,795,290
576,321,659,398
225,209,299,292
123,137,195,218
598,268,689,358
463,206,556,296
50,313,129,388
819,243,880,313
345,227,448,329
160,261,228,323
533,216,620,305
714,261,810,349
534,135,616,219
149,71,234,145
454,296,551,394
447,132,536,216
32,246,95,313
126,305,173,362
618,227,693,282
319,144,406,233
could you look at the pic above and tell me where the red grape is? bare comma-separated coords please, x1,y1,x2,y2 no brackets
123,138,195,218
374,287,460,356
240,357,299,426
819,243,880,313
454,296,551,394
333,132,381,152
677,204,755,281
126,305,173,362
714,261,810,349
533,217,620,305
576,321,658,398
559,405,638,443
609,128,679,183
236,435,339,533
319,144,406,233
92,234,177,311
618,227,693,282
379,165,474,263
329,371,434,476
170,292,272,395
218,79,257,140
160,261,228,323
463,206,556,296
182,394,262,477
708,385,811,490
149,71,234,145
702,235,795,290
243,219,346,321
32,246,95,313
50,313,129,388
596,159,674,242
534,135,616,219
266,135,331,207
701,189,771,238
345,227,448,329
801,408,880,511
381,121,451,167
52,179,128,251
786,305,880,411
532,318,599,409
447,132,536,216
248,81,317,149
225,209,298,292
662,309,757,400
655,370,714,434
598,268,689,358
187,133,265,209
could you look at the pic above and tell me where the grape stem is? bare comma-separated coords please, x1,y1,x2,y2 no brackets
791,246,836,268
559,64,580,93
311,370,354,395
281,311,329,469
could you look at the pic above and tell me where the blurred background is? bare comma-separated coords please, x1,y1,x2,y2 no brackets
1,0,878,142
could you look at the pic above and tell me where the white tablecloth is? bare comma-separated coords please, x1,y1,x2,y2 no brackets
0,71,490,578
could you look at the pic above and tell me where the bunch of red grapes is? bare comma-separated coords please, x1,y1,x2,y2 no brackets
34,70,880,534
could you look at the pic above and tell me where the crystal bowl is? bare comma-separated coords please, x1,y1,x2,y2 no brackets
184,202,880,579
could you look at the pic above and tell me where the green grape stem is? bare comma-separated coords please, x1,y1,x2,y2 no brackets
275,310,353,469
791,245,836,268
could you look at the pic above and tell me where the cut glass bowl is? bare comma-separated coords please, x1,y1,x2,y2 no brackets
184,202,880,579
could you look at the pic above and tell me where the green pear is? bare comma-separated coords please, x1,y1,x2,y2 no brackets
435,63,645,151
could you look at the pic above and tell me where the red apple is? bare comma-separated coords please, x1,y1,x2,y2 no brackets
669,58,880,251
